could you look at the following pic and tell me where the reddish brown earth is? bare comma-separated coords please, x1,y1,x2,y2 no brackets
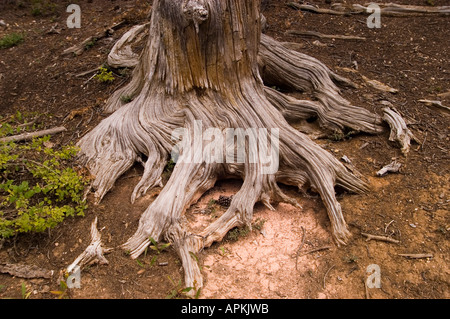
0,0,448,299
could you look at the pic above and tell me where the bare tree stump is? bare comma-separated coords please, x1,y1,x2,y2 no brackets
75,0,405,292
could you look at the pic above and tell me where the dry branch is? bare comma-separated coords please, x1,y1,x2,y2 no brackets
66,217,112,274
295,226,306,271
286,30,366,41
74,0,406,293
323,265,335,289
398,253,433,259
418,99,450,113
0,263,53,279
287,3,349,15
362,76,398,93
329,3,450,17
0,126,67,143
377,161,402,176
297,246,333,258
382,107,415,155
107,23,150,69
361,232,400,244
62,21,126,56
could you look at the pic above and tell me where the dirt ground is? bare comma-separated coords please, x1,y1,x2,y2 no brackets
0,0,448,300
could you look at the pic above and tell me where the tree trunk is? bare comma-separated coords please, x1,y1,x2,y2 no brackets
77,0,387,292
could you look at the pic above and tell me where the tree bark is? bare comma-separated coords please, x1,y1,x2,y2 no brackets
76,0,391,293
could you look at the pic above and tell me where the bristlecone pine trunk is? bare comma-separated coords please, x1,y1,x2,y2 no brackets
77,0,387,292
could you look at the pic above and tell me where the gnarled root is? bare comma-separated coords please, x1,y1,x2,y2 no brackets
76,0,397,293
66,217,112,274
259,34,385,135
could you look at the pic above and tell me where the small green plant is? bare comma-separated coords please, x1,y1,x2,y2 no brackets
252,217,266,231
21,282,31,299
84,38,97,50
227,226,250,241
95,67,115,83
0,33,24,49
50,280,70,299
165,158,175,173
120,95,133,104
331,130,358,142
0,115,88,239
148,237,171,254
166,276,200,299
344,255,358,263
30,0,57,16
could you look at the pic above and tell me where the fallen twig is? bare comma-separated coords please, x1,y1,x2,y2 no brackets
398,253,433,259
287,3,348,15
66,217,113,275
298,246,332,258
75,66,102,78
0,263,53,279
382,107,415,155
377,161,402,177
287,30,366,41
0,127,67,143
323,265,335,289
418,99,450,113
331,3,450,17
295,226,306,271
363,76,398,93
62,21,126,56
361,232,400,244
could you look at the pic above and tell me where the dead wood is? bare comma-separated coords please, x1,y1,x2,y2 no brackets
62,21,126,56
398,253,433,259
66,217,112,274
73,0,413,293
361,232,400,244
0,127,67,143
286,30,366,41
418,99,450,113
287,3,349,16
0,263,53,279
321,3,450,17
382,108,415,155
377,161,402,177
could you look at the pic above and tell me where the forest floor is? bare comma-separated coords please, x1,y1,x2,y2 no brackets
0,0,448,299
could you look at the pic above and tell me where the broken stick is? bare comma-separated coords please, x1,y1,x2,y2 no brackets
66,217,112,274
377,161,402,177
361,232,400,244
0,127,67,143
287,30,366,41
398,253,433,259
418,99,450,113
383,107,415,155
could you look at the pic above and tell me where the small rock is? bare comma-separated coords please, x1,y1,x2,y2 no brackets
137,269,145,275
41,285,50,293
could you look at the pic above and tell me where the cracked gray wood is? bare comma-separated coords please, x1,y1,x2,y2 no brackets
75,0,409,293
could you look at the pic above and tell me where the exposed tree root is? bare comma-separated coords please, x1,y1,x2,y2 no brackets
66,217,112,274
259,34,384,135
75,0,409,292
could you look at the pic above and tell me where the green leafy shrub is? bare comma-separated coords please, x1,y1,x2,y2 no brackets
30,0,57,17
95,67,115,83
0,33,24,49
0,114,88,239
